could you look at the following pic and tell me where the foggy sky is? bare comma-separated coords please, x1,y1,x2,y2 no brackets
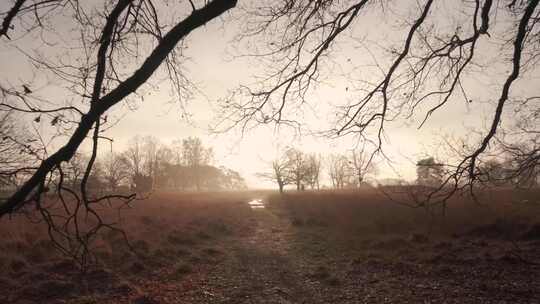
1,1,539,188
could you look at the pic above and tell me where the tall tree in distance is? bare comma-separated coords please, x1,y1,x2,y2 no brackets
416,157,444,187
304,154,322,190
182,137,213,190
258,153,292,194
285,148,308,191
328,154,349,189
102,152,129,192
182,137,213,168
349,147,377,187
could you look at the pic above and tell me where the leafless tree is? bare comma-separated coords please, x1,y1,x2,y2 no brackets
260,148,322,192
123,135,144,181
0,0,238,268
63,152,88,191
182,137,213,167
349,147,377,187
497,143,540,188
0,111,35,191
258,153,293,194
220,166,247,190
141,135,159,185
182,136,213,190
285,148,309,190
103,152,129,192
495,99,540,189
2,0,539,265
304,153,322,190
328,153,349,189
154,145,174,188
218,0,540,206
120,135,237,191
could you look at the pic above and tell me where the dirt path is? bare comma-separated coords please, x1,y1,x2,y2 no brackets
175,203,329,304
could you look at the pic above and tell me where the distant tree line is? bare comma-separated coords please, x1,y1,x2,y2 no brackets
262,148,539,193
1,135,246,195
98,135,246,193
415,155,539,189
260,147,377,193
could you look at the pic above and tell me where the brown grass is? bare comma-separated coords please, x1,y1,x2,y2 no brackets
267,188,540,303
1,188,539,303
268,187,540,238
0,191,268,303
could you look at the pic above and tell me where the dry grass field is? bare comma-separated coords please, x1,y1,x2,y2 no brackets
1,188,540,303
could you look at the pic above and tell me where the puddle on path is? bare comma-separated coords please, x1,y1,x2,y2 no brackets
248,198,265,209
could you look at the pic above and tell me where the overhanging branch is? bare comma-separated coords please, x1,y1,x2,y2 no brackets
0,0,238,216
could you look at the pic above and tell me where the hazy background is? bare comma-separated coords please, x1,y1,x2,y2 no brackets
1,1,538,188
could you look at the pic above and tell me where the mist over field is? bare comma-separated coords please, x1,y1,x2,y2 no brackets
1,0,540,303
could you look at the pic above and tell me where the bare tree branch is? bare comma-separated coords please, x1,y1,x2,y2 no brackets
1,0,238,215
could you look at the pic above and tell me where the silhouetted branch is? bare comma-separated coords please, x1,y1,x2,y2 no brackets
1,0,238,217
220,0,539,206
0,0,238,269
